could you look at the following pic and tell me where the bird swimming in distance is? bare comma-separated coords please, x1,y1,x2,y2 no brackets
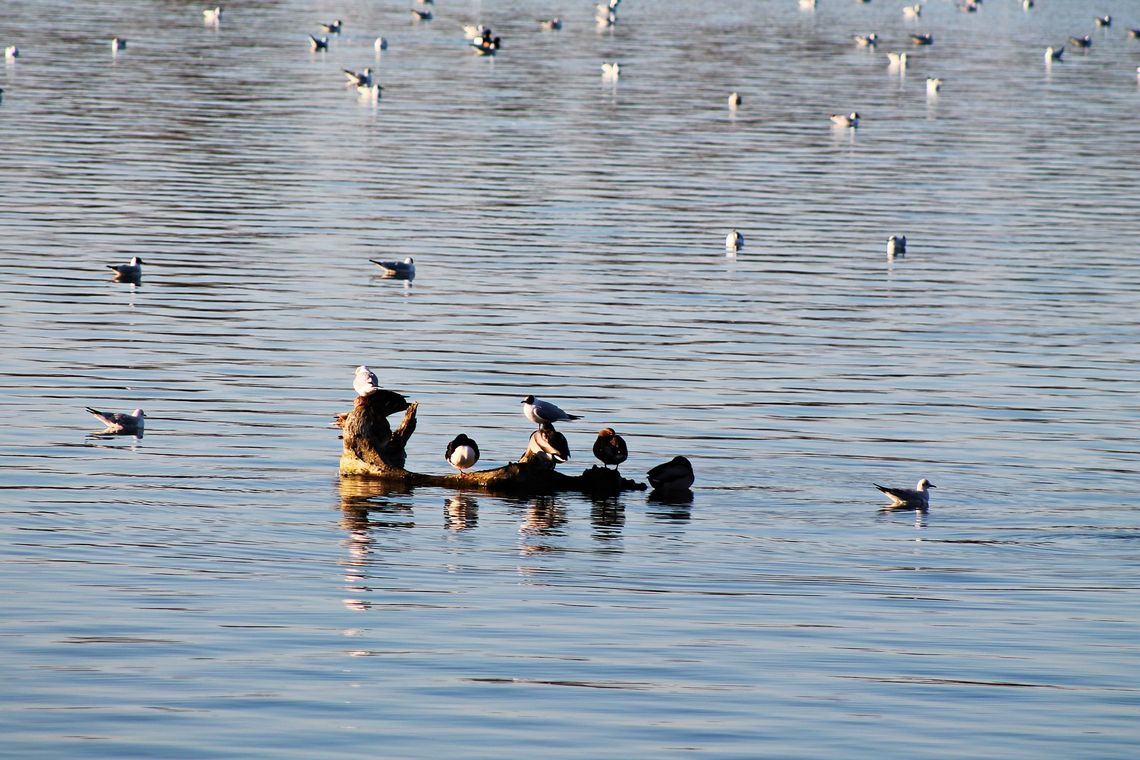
592,428,628,469
875,478,935,510
830,112,859,128
854,33,879,47
353,365,380,396
320,19,343,34
108,256,143,281
539,18,562,31
87,407,145,435
111,37,127,51
411,9,433,21
958,1,979,12
903,4,922,18
369,257,415,280
1023,0,1034,8
202,7,222,24
310,34,329,51
526,423,571,463
726,229,744,254
887,235,906,257
1045,46,1064,61
1069,35,1091,49
910,33,934,46
887,51,908,70
445,433,480,476
375,36,389,51
601,62,621,79
522,395,581,426
647,456,694,491
5,46,19,60
926,77,942,95
1129,28,1140,39
1094,16,1111,28
728,91,742,108
471,34,501,55
343,67,373,87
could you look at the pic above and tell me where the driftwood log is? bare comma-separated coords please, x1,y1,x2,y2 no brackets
339,390,646,495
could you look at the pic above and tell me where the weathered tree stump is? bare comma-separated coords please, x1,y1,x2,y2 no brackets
338,391,646,496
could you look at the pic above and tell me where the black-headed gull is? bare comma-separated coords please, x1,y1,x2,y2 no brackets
522,395,581,425
445,433,480,476
592,428,628,468
108,256,143,281
353,365,379,396
830,112,859,128
87,407,145,435
875,478,935,509
647,456,694,491
369,257,414,280
526,423,571,463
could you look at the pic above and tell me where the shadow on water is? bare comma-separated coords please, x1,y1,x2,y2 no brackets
646,488,694,522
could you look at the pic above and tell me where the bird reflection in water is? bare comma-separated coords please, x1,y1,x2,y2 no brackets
589,495,625,545
518,496,567,554
338,477,415,530
444,494,478,531
646,487,693,522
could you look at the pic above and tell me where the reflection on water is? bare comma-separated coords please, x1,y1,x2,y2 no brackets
444,494,478,531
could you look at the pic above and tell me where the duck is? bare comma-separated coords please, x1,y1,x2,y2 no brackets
592,428,628,469
309,35,329,51
887,235,907,257
108,256,143,281
320,19,343,34
374,37,389,52
87,407,145,435
728,91,742,108
1129,29,1140,39
874,478,935,510
1045,46,1064,62
1094,16,1111,28
463,25,487,40
111,37,127,51
369,257,414,280
726,229,744,253
445,434,481,476
647,456,694,491
958,1,979,12
202,7,222,24
353,365,379,397
854,33,879,48
471,35,501,55
910,33,934,46
526,423,571,463
357,83,383,101
522,395,581,425
539,19,562,31
1069,35,1091,49
830,112,859,128
411,9,433,21
343,67,374,87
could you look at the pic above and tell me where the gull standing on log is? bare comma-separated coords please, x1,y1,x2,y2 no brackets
522,395,581,425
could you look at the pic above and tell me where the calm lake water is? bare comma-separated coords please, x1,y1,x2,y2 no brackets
2,0,1139,757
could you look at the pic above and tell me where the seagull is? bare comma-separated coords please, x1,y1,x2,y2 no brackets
108,256,143,280
1045,46,1064,62
726,229,744,254
526,423,571,463
202,7,222,24
523,395,581,426
111,37,127,51
320,19,343,34
887,51,908,70
601,62,621,79
926,77,942,95
539,18,563,30
353,365,380,396
874,478,935,510
1094,16,1111,28
647,456,694,491
411,9,433,21
1069,35,1091,49
369,257,415,280
374,37,389,52
343,67,373,87
830,112,860,128
910,34,934,46
87,407,145,435
592,428,628,469
854,33,879,47
309,35,329,51
728,91,742,108
887,235,906,257
903,4,922,18
4,46,19,60
445,434,480,476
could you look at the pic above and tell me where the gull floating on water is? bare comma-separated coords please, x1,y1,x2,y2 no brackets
540,18,562,31
526,423,571,463
887,51,908,70
601,62,621,79
375,37,388,52
445,434,480,476
343,67,373,87
1045,46,1064,62
1023,0,1034,8
887,235,906,257
926,77,942,95
111,37,127,51
523,395,581,426
728,91,742,108
203,7,222,24
910,34,934,46
726,229,744,254
87,407,145,435
320,19,343,34
108,256,143,280
875,478,935,510
5,46,19,60
1094,16,1111,28
353,365,380,396
411,9,433,21
309,35,329,51
370,257,414,280
593,428,628,469
830,112,859,128
1069,35,1091,49
854,33,879,48
647,456,694,491
903,4,922,19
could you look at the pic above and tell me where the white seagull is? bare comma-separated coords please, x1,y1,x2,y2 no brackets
108,256,143,280
887,51,908,70
445,434,480,476
887,235,906,257
875,478,935,510
369,257,415,280
87,407,145,435
353,365,380,396
522,395,581,426
830,112,860,128
726,230,744,254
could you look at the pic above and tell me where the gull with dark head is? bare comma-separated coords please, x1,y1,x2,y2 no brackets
108,256,143,281
875,479,935,510
522,396,581,426
592,428,628,469
353,365,379,397
370,257,415,280
445,434,480,476
87,407,145,435
647,456,694,492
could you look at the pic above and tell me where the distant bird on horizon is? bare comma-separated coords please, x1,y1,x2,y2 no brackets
370,257,414,280
592,428,628,469
830,112,860,128
108,256,143,281
87,407,145,435
320,19,343,34
353,365,380,397
647,456,694,491
526,423,571,463
887,235,907,258
875,478,935,510
726,229,744,255
522,396,581,426
445,434,480,476
309,35,329,51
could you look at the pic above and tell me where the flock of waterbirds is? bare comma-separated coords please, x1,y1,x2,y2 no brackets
27,0,1132,509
